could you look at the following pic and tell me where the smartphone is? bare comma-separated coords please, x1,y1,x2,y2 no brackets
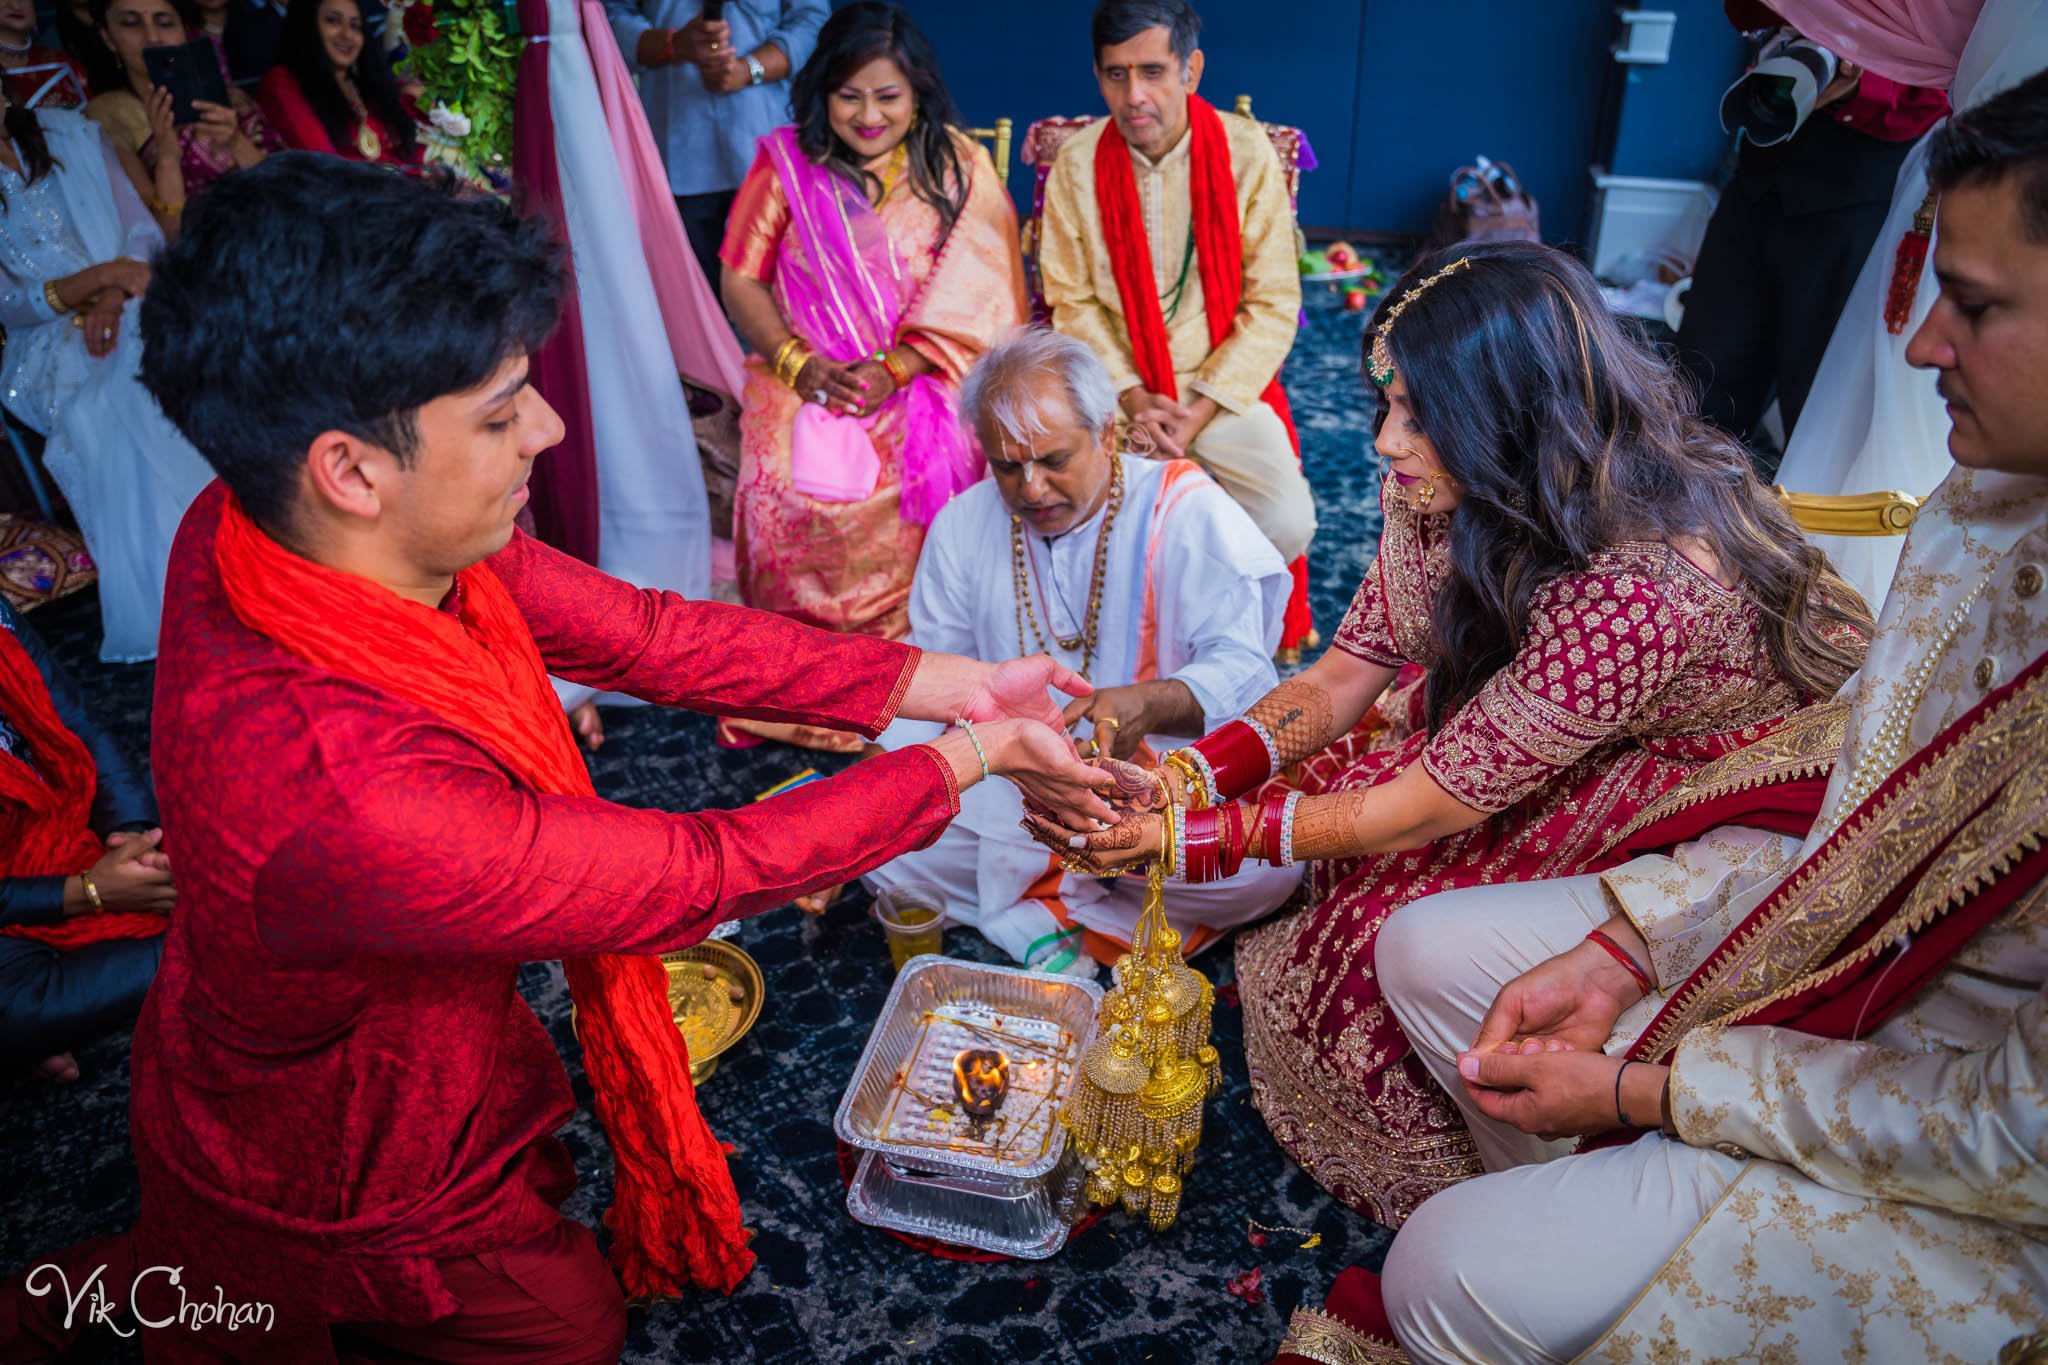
142,39,229,126
700,0,724,20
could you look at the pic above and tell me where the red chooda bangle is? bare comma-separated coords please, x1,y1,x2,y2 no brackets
1182,806,1223,883
1190,720,1272,803
1260,797,1285,864
1585,929,1654,998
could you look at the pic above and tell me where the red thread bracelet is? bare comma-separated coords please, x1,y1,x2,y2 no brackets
1585,929,1653,997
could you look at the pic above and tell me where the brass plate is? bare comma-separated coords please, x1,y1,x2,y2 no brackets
660,940,764,1085
568,939,765,1087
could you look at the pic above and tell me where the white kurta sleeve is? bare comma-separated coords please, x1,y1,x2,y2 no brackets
1151,476,1287,731
1669,984,2048,1228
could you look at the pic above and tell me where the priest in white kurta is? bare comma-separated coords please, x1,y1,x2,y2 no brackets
867,329,1300,972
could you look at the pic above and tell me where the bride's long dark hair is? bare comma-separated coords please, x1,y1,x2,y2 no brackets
789,1,966,235
1369,240,1873,733
278,0,415,160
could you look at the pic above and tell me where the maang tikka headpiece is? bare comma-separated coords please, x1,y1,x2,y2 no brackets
1367,256,1473,388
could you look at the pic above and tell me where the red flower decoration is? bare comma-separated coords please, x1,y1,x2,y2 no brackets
402,2,440,47
1247,1229,1268,1248
1225,1266,1265,1306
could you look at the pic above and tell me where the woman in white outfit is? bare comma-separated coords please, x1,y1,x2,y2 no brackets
0,93,212,661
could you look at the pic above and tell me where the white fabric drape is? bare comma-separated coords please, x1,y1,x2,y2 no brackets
1774,0,2048,612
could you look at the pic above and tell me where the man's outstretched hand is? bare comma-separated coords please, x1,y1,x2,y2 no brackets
958,655,1093,731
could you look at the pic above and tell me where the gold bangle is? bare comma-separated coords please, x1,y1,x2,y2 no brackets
773,337,812,391
79,870,104,912
43,279,70,314
1161,751,1212,810
148,200,183,217
880,347,913,390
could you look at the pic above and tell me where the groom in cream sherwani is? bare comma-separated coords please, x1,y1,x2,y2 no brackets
1277,70,2048,1365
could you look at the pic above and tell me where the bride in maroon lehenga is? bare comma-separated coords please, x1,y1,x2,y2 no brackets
1041,240,1872,1227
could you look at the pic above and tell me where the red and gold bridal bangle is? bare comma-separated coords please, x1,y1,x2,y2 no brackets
1177,804,1257,884
1187,719,1273,802
1258,791,1301,866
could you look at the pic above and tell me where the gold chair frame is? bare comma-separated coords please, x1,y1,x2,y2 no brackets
966,118,1013,188
1774,487,1924,537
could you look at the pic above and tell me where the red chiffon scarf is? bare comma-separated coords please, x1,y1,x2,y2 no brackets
213,496,753,1298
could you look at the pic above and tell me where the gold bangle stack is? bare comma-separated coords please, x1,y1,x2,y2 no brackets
42,279,70,314
1161,751,1212,810
878,347,913,391
772,336,813,391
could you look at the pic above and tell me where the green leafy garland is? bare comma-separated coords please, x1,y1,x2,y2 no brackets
392,0,520,186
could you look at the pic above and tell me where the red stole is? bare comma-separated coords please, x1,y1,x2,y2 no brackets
0,625,164,949
211,497,752,1298
1093,96,1314,647
1585,648,2048,1147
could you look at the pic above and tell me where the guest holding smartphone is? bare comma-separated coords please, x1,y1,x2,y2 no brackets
83,0,278,197
599,0,826,288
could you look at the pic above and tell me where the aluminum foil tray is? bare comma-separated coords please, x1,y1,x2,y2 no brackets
835,957,1103,1181
845,1148,1081,1260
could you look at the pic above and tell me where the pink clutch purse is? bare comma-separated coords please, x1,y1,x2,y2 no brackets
790,403,881,502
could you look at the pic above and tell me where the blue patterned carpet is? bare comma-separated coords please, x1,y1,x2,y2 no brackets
0,294,1391,1364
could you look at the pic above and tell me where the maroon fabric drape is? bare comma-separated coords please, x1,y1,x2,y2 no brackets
512,0,602,565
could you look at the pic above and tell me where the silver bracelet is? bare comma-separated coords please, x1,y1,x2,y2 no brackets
1169,803,1188,881
1278,791,1302,867
955,717,989,779
1242,716,1282,778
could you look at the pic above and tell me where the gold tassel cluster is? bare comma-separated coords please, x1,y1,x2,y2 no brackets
1057,812,1220,1231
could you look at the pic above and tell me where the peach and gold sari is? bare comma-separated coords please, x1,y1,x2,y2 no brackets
721,127,1024,640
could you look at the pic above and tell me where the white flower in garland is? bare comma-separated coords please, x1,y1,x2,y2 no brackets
428,102,472,138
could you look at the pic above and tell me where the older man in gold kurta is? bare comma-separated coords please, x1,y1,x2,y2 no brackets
1037,1,1314,566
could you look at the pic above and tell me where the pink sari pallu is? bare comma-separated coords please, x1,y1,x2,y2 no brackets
762,126,979,523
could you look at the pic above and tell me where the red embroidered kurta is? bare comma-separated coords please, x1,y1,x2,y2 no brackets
131,485,956,1354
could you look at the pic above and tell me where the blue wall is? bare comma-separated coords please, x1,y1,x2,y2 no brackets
876,1,1746,243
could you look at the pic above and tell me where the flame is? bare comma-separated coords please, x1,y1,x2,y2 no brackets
951,1048,1010,1116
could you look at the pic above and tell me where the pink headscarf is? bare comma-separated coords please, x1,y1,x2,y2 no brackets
1762,0,1986,88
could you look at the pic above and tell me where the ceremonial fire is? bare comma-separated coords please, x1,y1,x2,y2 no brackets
951,1049,1010,1117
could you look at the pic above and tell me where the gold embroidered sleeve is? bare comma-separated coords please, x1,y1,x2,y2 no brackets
1600,830,1803,994
1038,133,1144,396
1190,117,1299,411
1670,986,2048,1227
1330,556,1404,667
1420,572,1689,813
718,144,788,286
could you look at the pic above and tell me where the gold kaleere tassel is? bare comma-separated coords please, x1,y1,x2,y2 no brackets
1058,809,1218,1231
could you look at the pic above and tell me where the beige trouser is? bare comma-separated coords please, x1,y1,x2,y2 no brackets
1377,874,1611,1172
1183,391,1318,562
1383,1132,1745,1363
1375,876,1742,1362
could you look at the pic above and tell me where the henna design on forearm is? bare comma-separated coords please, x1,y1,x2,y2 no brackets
1287,790,1375,862
1246,679,1337,766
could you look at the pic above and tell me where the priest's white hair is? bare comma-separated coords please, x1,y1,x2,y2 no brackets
960,328,1118,448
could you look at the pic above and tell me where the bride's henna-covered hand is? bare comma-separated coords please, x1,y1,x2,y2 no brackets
1245,678,1338,767
1023,810,1162,874
1090,757,1168,817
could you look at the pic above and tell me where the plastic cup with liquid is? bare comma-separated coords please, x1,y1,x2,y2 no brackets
873,884,947,972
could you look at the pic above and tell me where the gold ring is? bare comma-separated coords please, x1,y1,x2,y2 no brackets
1082,737,1100,759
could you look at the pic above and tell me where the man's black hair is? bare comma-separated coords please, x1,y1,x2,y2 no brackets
1929,68,2048,242
1090,0,1200,65
139,154,564,534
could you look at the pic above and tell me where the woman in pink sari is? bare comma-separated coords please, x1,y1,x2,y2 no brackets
720,2,1022,748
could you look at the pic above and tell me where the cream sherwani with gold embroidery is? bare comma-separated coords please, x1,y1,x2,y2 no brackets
1037,113,1315,561
1376,467,2048,1364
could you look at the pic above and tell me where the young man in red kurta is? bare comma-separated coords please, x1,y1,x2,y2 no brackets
36,155,1114,1363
